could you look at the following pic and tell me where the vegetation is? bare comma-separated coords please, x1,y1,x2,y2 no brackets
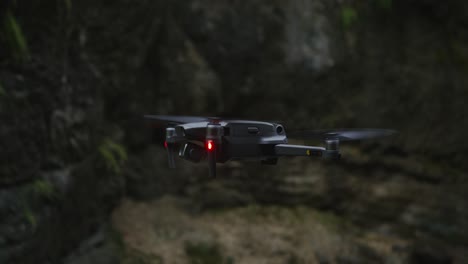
23,206,37,230
2,10,29,63
98,138,128,174
32,179,58,201
377,0,393,10
184,241,229,264
64,0,72,12
106,227,163,264
121,248,162,264
341,7,358,29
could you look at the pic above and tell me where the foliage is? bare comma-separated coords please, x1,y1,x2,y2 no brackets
32,179,58,201
341,7,358,29
377,0,393,10
2,10,30,63
98,138,128,174
288,255,302,264
185,241,228,264
109,226,162,264
310,210,358,234
121,248,162,264
23,206,37,230
64,0,72,12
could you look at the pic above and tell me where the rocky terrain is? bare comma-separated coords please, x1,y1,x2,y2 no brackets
1,0,468,263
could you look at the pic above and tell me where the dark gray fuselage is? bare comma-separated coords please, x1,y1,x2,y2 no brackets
177,120,287,162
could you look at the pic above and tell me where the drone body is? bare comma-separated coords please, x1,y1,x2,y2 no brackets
145,115,395,177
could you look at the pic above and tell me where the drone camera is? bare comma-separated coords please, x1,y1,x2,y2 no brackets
276,125,284,134
179,143,205,163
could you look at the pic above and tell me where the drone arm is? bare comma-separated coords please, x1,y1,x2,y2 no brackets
274,144,325,157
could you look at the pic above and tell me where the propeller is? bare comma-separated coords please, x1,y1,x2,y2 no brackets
144,115,210,125
144,115,247,126
289,128,396,160
288,129,397,141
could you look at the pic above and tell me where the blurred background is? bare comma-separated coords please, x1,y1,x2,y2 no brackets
1,0,468,263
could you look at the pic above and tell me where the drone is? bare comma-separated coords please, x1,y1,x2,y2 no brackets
145,115,396,177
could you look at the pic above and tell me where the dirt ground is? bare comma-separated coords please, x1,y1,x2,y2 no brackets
111,196,410,264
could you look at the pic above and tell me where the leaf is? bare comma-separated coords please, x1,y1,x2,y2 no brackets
32,180,57,200
99,145,121,173
104,139,128,162
24,207,37,230
341,7,358,29
378,0,393,10
98,139,127,174
3,11,30,62
64,0,72,11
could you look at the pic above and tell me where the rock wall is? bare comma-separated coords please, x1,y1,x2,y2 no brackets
0,2,125,262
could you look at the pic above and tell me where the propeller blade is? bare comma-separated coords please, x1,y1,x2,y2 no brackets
144,115,210,125
288,129,397,141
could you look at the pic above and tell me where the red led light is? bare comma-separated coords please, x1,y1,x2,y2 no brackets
206,140,214,151
164,141,168,148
